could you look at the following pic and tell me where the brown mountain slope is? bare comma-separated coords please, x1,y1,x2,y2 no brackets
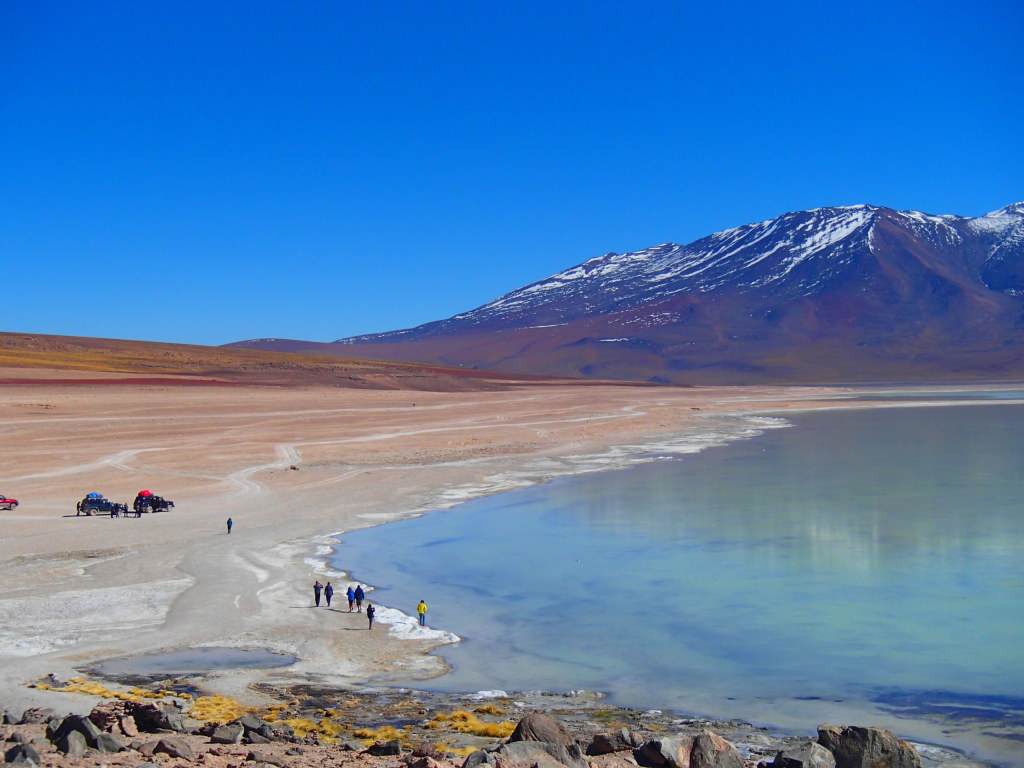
0,332,559,391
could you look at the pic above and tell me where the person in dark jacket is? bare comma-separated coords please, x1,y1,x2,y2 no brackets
324,582,334,607
226,517,233,534
354,584,365,612
366,602,375,629
313,580,323,607
346,585,356,611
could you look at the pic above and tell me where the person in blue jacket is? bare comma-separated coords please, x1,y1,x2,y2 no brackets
354,584,365,612
346,585,356,612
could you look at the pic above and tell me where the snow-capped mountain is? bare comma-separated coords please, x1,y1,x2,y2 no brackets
231,202,1024,384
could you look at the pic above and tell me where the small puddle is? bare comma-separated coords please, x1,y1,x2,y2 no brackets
93,647,296,683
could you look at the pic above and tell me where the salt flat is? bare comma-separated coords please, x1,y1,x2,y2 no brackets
0,369,848,713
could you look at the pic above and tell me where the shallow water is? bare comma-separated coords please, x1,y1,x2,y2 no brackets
95,647,296,679
336,400,1024,765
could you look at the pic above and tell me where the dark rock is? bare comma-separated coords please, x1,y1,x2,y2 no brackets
4,743,42,766
48,714,101,748
497,740,589,768
256,723,279,740
7,734,27,745
340,740,365,751
95,732,127,754
154,735,196,760
366,738,403,756
462,749,496,768
17,709,56,725
588,729,641,755
210,723,244,744
159,712,188,733
126,703,163,733
508,713,576,746
237,714,264,732
691,732,744,768
2,709,20,726
245,731,271,744
772,740,836,768
635,736,694,768
286,747,305,756
89,701,124,731
54,730,89,756
817,725,921,768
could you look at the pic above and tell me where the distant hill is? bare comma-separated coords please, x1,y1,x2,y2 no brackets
230,202,1024,385
0,332,549,391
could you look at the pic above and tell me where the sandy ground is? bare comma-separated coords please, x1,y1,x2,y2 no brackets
0,371,857,714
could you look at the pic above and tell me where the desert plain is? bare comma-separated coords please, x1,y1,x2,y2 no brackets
0,360,851,715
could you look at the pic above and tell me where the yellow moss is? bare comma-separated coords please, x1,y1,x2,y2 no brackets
189,694,255,723
428,710,516,739
317,718,347,739
353,725,403,742
473,704,506,716
278,717,318,738
450,745,482,758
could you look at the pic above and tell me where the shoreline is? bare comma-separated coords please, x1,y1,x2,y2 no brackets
1,377,1018,766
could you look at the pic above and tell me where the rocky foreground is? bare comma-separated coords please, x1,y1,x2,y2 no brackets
0,680,986,768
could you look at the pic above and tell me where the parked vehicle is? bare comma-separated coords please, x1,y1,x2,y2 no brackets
133,490,175,515
0,495,18,511
76,492,127,517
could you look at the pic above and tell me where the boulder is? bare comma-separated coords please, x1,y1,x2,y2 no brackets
691,731,744,768
95,732,127,753
635,736,695,768
4,743,42,766
497,740,589,768
237,714,265,732
507,713,576,746
210,723,244,744
48,713,101,748
54,730,89,756
245,731,271,744
410,758,445,768
118,714,139,738
18,708,56,725
7,733,28,745
817,725,921,768
462,750,497,768
89,701,125,731
588,728,642,755
367,738,403,756
154,735,196,760
772,740,836,768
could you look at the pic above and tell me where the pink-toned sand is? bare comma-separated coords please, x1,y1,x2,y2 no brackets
0,370,855,712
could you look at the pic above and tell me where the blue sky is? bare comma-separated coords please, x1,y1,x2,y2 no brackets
3,2,1022,346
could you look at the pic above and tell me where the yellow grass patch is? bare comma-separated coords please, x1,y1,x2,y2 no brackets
473,704,506,716
427,710,516,738
189,694,256,723
27,677,166,702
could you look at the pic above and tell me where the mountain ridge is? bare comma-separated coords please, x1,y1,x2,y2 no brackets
230,202,1024,385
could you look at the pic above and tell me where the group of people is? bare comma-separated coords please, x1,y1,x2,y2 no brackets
312,580,376,628
312,580,428,630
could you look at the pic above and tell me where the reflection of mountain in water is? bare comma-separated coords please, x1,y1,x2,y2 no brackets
550,403,1024,569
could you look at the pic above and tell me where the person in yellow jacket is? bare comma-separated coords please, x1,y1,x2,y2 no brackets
417,600,427,626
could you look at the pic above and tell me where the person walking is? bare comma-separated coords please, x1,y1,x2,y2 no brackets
324,582,334,607
313,580,323,607
417,600,427,626
346,585,356,612
354,584,365,612
226,517,233,534
366,602,375,629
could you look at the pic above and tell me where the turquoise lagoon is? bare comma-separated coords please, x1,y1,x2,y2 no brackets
334,398,1024,765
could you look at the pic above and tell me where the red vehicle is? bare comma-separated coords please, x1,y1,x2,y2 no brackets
0,495,18,511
